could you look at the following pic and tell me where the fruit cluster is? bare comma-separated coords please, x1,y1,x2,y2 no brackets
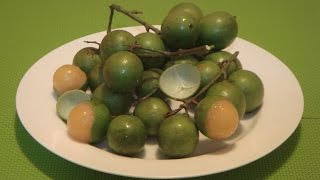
52,3,264,158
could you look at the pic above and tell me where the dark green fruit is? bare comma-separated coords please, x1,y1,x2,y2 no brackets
198,11,238,50
73,47,101,75
196,60,220,88
161,11,200,50
133,97,171,136
206,80,246,119
107,115,147,156
103,51,144,93
136,78,165,99
168,2,203,21
228,70,264,112
99,30,135,63
158,114,199,158
134,32,167,69
92,83,133,115
88,64,104,92
205,51,242,77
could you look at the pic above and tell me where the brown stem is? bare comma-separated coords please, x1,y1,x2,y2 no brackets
108,4,161,35
130,44,215,58
165,51,240,117
84,41,101,46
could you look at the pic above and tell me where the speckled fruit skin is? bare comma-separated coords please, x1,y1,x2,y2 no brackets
107,115,147,156
103,51,144,93
206,80,246,119
197,11,238,51
72,47,101,75
158,114,199,158
228,70,264,112
99,30,135,63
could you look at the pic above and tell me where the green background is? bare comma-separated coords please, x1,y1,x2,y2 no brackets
1,0,320,179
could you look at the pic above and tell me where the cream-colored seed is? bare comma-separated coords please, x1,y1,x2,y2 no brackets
67,102,94,143
53,64,87,95
205,99,239,140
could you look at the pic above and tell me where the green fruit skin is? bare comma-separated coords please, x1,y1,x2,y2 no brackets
205,51,242,77
206,80,246,119
158,114,199,158
88,64,104,92
73,47,101,75
135,32,167,69
168,2,203,22
107,115,147,156
196,60,220,88
136,78,165,99
141,70,161,82
103,51,144,93
161,12,200,50
99,30,135,63
133,97,171,136
90,101,112,144
194,96,228,136
228,70,264,112
92,83,133,116
164,56,198,70
198,11,238,51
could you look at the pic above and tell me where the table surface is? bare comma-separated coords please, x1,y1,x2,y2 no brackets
1,0,320,179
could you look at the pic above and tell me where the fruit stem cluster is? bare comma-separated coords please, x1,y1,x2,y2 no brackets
108,4,161,35
165,51,239,117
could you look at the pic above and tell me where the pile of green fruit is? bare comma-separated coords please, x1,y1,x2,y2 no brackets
52,2,264,158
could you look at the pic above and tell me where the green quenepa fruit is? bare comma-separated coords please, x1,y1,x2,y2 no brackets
164,56,198,70
67,101,112,144
161,11,200,50
107,115,147,156
103,51,144,93
133,97,171,136
196,60,221,88
206,80,246,119
228,70,264,112
92,83,133,116
141,69,161,81
158,114,199,158
88,64,104,92
194,96,239,140
134,32,167,69
72,47,101,75
136,78,165,99
168,2,203,21
198,11,238,51
99,30,135,63
205,51,242,77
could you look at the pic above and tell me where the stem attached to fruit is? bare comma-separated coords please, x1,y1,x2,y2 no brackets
129,44,215,58
165,51,239,117
108,4,161,35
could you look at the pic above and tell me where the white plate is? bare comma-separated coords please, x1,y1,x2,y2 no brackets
16,26,304,179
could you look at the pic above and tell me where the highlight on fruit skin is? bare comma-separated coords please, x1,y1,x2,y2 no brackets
195,96,239,140
67,101,111,144
53,64,87,96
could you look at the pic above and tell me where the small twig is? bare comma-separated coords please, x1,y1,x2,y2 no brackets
108,4,161,34
84,41,101,46
165,51,239,117
130,44,214,58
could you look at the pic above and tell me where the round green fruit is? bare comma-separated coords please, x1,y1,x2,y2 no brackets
198,11,238,50
205,51,242,77
67,101,112,144
92,83,133,116
103,51,144,93
107,115,147,156
161,11,200,50
228,70,264,112
72,47,101,75
133,97,171,136
88,64,104,92
196,60,220,88
168,2,203,21
134,32,167,69
158,114,199,158
164,56,198,70
206,80,246,119
99,30,135,63
194,97,239,140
